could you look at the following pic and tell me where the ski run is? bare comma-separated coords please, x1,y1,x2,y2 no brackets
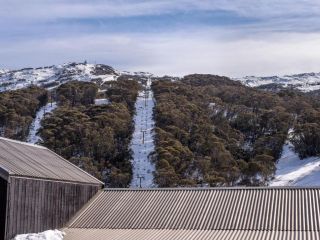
27,102,57,144
270,130,320,186
26,97,108,145
130,77,156,188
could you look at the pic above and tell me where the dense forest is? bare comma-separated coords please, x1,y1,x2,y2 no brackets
0,78,142,187
152,75,320,187
0,86,47,140
39,78,141,187
1,73,320,188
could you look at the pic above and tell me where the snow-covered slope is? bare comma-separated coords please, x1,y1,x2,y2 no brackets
0,62,119,92
270,143,320,186
236,72,320,92
130,77,156,188
0,69,8,74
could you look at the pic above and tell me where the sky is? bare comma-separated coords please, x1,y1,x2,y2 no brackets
1,0,320,77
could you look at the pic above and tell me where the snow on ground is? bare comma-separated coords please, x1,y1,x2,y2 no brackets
94,98,109,105
0,63,118,92
27,102,57,144
0,69,9,74
13,230,65,240
236,72,320,92
130,77,156,188
270,143,320,186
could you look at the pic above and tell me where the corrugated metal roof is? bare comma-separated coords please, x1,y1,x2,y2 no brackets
0,137,103,185
68,188,320,231
63,229,320,240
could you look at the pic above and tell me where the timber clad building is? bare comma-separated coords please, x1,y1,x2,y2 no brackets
0,137,320,240
0,137,103,240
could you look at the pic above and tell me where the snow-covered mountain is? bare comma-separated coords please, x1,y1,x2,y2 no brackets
4,62,319,93
235,72,320,92
0,69,8,75
0,62,119,92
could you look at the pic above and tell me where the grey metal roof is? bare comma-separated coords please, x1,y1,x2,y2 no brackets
0,137,103,185
68,188,320,231
63,229,320,240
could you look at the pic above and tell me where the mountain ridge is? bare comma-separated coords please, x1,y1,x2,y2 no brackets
2,62,320,93
0,62,119,92
235,72,320,92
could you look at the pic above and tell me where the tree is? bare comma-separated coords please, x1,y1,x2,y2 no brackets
292,123,320,158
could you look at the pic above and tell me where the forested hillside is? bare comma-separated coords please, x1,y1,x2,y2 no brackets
1,68,320,188
39,78,142,187
152,75,320,187
0,86,47,140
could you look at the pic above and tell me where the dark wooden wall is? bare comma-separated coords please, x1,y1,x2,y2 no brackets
0,177,7,240
5,177,101,240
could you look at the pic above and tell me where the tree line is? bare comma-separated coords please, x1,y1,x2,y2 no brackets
0,86,47,140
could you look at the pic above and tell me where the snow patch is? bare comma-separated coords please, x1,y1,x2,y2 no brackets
13,230,65,240
94,98,109,105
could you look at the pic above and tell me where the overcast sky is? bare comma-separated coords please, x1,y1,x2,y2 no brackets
1,0,320,77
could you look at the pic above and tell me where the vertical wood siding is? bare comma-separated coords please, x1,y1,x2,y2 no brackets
0,177,7,240
5,177,100,240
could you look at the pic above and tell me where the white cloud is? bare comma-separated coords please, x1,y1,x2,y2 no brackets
2,0,320,20
1,0,320,76
2,31,320,77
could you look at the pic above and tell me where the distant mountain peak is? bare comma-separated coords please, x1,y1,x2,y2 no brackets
0,69,9,74
0,62,119,92
235,72,320,92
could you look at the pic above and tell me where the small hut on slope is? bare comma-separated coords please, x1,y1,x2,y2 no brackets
0,137,103,240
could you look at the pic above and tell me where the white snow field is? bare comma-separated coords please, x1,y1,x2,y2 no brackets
13,230,65,240
0,63,118,92
130,77,156,188
270,143,320,186
236,72,320,92
27,102,57,144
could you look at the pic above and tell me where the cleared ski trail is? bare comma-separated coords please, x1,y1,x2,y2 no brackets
270,143,320,186
27,102,57,144
130,78,156,188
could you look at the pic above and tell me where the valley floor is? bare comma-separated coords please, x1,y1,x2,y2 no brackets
130,78,156,188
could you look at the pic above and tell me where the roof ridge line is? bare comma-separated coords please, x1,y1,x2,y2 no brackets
46,148,104,185
103,186,320,191
0,137,46,149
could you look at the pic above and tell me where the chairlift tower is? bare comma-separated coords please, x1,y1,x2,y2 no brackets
141,130,147,144
137,174,145,188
